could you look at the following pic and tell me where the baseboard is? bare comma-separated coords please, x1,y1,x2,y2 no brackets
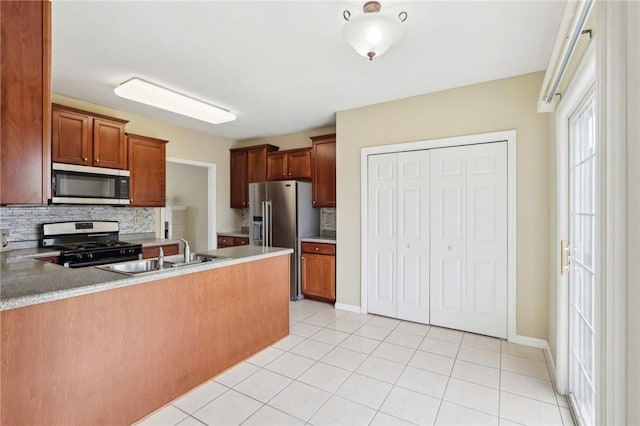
544,344,558,385
510,334,549,349
334,303,362,313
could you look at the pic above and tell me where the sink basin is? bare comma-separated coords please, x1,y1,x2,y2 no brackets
98,259,172,275
98,254,229,276
167,253,229,268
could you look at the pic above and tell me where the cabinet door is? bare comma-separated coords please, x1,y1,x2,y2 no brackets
128,134,167,207
52,108,92,166
287,149,312,179
301,253,336,301
0,0,51,205
267,152,287,181
230,150,248,208
93,118,126,169
247,147,268,183
311,136,336,208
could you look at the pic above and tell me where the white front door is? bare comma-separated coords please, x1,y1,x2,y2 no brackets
367,153,397,317
567,90,596,426
396,151,430,323
430,142,508,338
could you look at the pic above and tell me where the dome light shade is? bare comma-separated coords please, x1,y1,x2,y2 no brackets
342,1,407,61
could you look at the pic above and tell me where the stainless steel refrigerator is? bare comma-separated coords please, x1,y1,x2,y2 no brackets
249,181,319,301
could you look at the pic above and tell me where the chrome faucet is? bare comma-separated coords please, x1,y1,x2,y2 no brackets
180,238,191,263
157,246,164,270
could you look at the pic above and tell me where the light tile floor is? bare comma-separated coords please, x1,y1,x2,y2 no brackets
137,300,574,426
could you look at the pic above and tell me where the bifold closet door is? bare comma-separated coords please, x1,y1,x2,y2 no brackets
368,153,398,317
368,151,430,323
430,142,507,338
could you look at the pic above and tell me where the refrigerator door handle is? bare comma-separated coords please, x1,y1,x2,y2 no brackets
266,201,273,247
261,201,266,247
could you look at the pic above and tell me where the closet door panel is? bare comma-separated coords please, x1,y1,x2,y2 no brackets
367,154,397,317
430,147,467,331
396,151,430,323
465,142,507,338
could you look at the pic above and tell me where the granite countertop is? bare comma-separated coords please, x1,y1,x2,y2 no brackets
301,235,337,244
1,247,61,260
217,231,250,238
0,245,293,311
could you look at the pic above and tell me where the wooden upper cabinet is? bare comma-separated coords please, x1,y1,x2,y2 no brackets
266,152,287,181
52,104,128,169
267,148,312,181
93,118,127,169
0,1,51,205
230,149,248,208
127,133,168,207
311,134,336,208
230,144,278,208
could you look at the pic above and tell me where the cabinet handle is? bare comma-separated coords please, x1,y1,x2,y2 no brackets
288,173,291,176
96,158,100,163
313,200,316,204
315,247,319,251
282,172,285,176
83,157,88,162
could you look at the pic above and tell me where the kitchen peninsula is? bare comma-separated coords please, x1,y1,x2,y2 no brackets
0,245,292,425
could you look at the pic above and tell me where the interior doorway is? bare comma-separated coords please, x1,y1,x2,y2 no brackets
162,157,217,251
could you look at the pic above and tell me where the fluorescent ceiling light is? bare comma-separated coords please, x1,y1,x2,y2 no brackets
114,78,236,124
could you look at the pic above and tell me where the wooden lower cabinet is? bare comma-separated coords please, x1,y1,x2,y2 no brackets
142,243,179,259
0,255,290,425
217,236,249,248
301,242,336,303
35,255,59,264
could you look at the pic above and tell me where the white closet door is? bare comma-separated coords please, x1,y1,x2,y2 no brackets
396,151,430,323
430,147,467,331
367,153,397,317
430,142,507,338
465,142,507,338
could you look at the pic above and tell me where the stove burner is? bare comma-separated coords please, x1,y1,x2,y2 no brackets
41,221,143,268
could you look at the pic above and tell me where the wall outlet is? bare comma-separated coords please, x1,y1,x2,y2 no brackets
1,229,9,248
134,216,143,226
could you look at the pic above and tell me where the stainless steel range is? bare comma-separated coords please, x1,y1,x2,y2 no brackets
41,221,142,268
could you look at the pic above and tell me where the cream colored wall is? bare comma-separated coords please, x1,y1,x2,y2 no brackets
234,126,336,151
51,94,241,234
336,72,550,340
166,162,209,251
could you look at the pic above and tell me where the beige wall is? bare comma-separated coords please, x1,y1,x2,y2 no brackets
234,126,336,151
166,162,209,251
336,72,551,340
51,94,240,233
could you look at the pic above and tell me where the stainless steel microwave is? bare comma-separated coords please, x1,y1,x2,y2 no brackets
51,163,130,205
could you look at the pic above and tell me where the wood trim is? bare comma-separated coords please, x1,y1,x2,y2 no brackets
1,255,290,425
229,144,279,153
310,133,336,144
42,0,52,203
51,103,129,125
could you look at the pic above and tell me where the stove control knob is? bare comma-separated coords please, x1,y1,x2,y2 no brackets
86,253,94,259
76,253,84,261
119,249,126,255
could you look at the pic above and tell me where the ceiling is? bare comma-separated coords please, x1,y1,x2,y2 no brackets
51,1,566,141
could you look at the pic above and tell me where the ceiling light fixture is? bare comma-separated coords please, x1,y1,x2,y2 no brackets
114,77,236,125
342,1,407,61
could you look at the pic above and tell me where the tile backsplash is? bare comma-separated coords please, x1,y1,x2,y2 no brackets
0,206,155,248
320,208,336,233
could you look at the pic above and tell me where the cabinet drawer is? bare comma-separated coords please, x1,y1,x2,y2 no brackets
142,244,179,259
301,242,335,255
236,237,249,246
217,236,235,247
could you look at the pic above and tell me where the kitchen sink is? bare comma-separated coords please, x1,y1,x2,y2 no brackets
98,254,229,276
98,259,169,275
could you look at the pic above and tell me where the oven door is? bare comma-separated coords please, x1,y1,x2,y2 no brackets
51,163,130,205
